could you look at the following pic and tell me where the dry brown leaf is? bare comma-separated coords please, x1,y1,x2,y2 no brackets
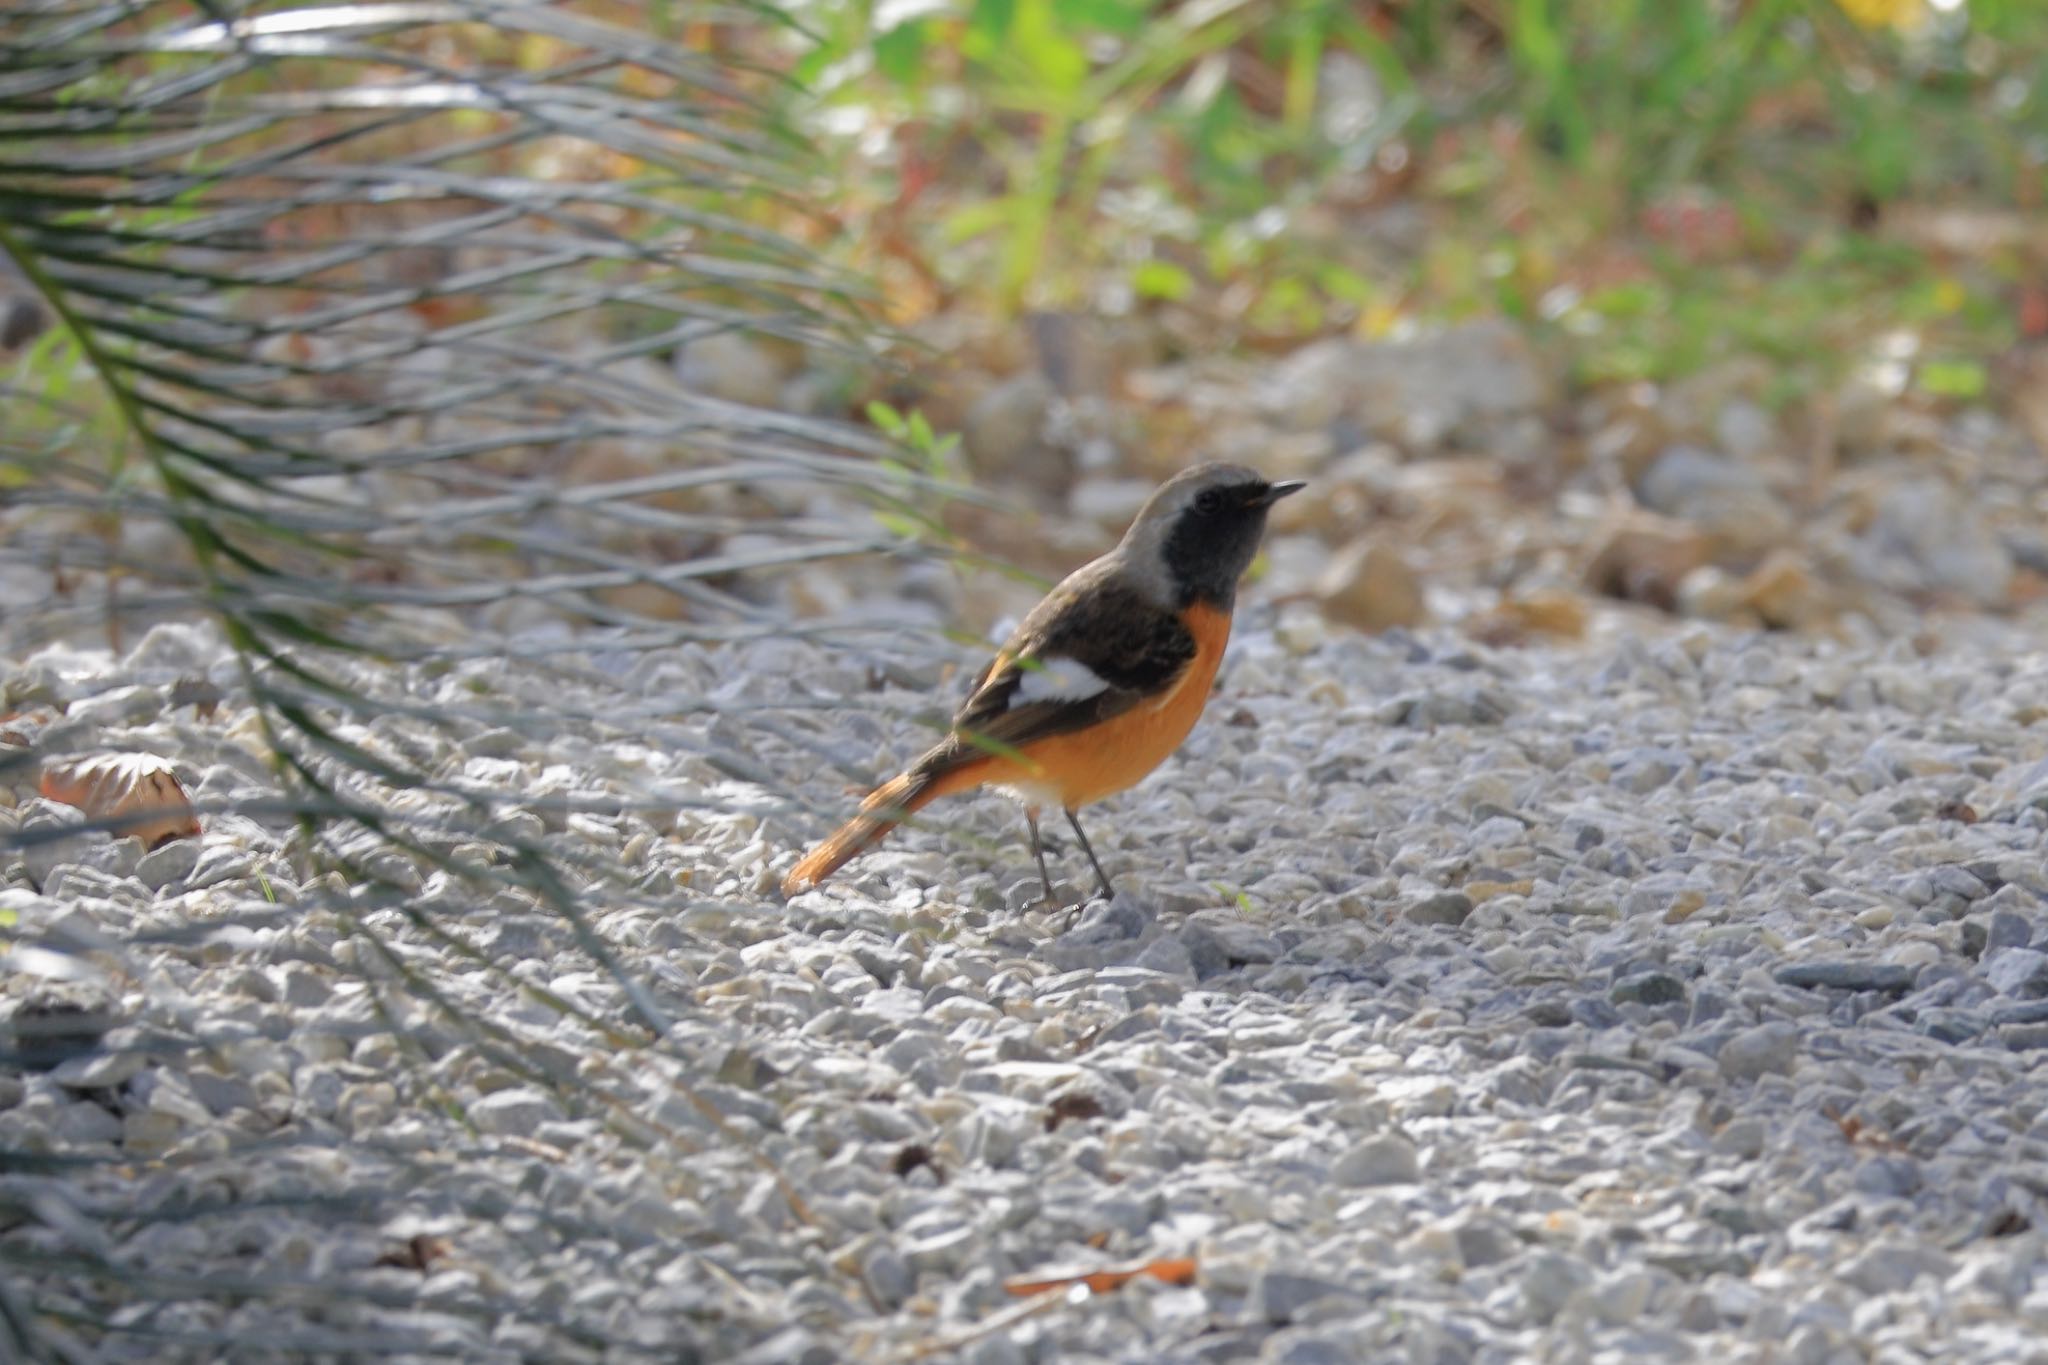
38,753,201,848
374,1234,453,1273
1467,589,1590,647
1003,1256,1198,1298
1044,1092,1106,1132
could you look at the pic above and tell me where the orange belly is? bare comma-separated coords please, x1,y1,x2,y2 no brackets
943,600,1232,810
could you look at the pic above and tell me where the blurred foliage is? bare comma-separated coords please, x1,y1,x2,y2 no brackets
770,0,2047,388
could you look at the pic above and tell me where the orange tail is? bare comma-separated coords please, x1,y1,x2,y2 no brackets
782,766,946,894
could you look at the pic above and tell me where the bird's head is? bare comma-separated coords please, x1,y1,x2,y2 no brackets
1117,462,1305,609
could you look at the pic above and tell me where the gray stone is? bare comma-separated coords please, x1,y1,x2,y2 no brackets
1857,476,2013,606
1133,935,1195,978
468,1087,563,1137
1250,1269,1356,1324
963,373,1066,494
1181,917,1281,977
1998,1022,2048,1051
1590,1268,1655,1325
1930,864,1990,901
859,1243,914,1310
1403,891,1473,927
135,837,201,891
1065,895,1148,944
1982,947,2048,998
1774,961,1915,994
1719,1022,1799,1081
1611,971,1686,1006
1259,1334,1353,1365
1613,749,1691,795
1332,1133,1420,1187
1840,1241,1955,1295
1451,1215,1520,1268
1521,1250,1593,1326
1713,1116,1767,1159
1636,444,1791,556
1264,321,1548,452
18,804,89,891
1987,909,2036,952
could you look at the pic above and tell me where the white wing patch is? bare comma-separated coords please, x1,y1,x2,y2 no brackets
1010,656,1112,707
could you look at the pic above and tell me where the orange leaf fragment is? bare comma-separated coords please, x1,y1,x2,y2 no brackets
38,754,201,849
1003,1257,1198,1298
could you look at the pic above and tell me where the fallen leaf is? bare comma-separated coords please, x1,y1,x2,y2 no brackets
1467,589,1590,647
374,1234,452,1273
1044,1092,1105,1132
38,754,200,848
1003,1256,1198,1298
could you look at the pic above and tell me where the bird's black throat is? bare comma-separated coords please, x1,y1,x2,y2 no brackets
1161,484,1277,610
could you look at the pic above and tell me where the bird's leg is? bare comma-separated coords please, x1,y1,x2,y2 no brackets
1025,808,1056,906
1063,807,1116,902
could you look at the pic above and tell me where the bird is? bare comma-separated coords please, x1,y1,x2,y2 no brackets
782,462,1305,905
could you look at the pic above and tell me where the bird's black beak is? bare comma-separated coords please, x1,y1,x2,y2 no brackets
1256,480,1307,507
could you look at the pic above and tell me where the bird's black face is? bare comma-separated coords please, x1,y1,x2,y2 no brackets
1161,475,1305,608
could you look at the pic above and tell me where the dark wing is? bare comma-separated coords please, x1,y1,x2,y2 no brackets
938,560,1197,762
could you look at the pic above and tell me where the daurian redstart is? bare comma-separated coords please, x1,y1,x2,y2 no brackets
783,462,1303,904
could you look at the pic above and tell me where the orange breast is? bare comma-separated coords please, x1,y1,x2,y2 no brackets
976,600,1233,810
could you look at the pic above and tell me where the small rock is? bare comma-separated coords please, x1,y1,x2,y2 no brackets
1981,948,2048,998
1585,518,1711,609
135,837,201,891
1131,935,1195,978
1403,891,1473,927
1712,1116,1767,1159
1332,1133,1420,1187
1635,444,1791,558
1613,749,1691,795
1611,971,1686,1006
1521,1250,1593,1326
468,1087,563,1137
1987,910,2035,953
1250,1269,1356,1325
1181,916,1281,977
1451,1215,1519,1268
1841,1240,1956,1296
1718,1021,1799,1081
1774,962,1915,994
1466,588,1589,646
1740,549,1832,629
1590,1268,1655,1325
1316,538,1426,633
860,1243,914,1310
963,373,1067,496
1857,476,2013,606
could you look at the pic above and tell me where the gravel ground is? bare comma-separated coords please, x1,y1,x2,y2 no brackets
9,606,2048,1363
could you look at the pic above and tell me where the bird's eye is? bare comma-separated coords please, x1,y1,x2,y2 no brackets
1194,488,1224,514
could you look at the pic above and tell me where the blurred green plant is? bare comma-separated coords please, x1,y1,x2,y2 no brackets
785,0,2045,388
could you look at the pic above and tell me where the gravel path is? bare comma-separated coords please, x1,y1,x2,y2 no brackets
8,607,2048,1362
